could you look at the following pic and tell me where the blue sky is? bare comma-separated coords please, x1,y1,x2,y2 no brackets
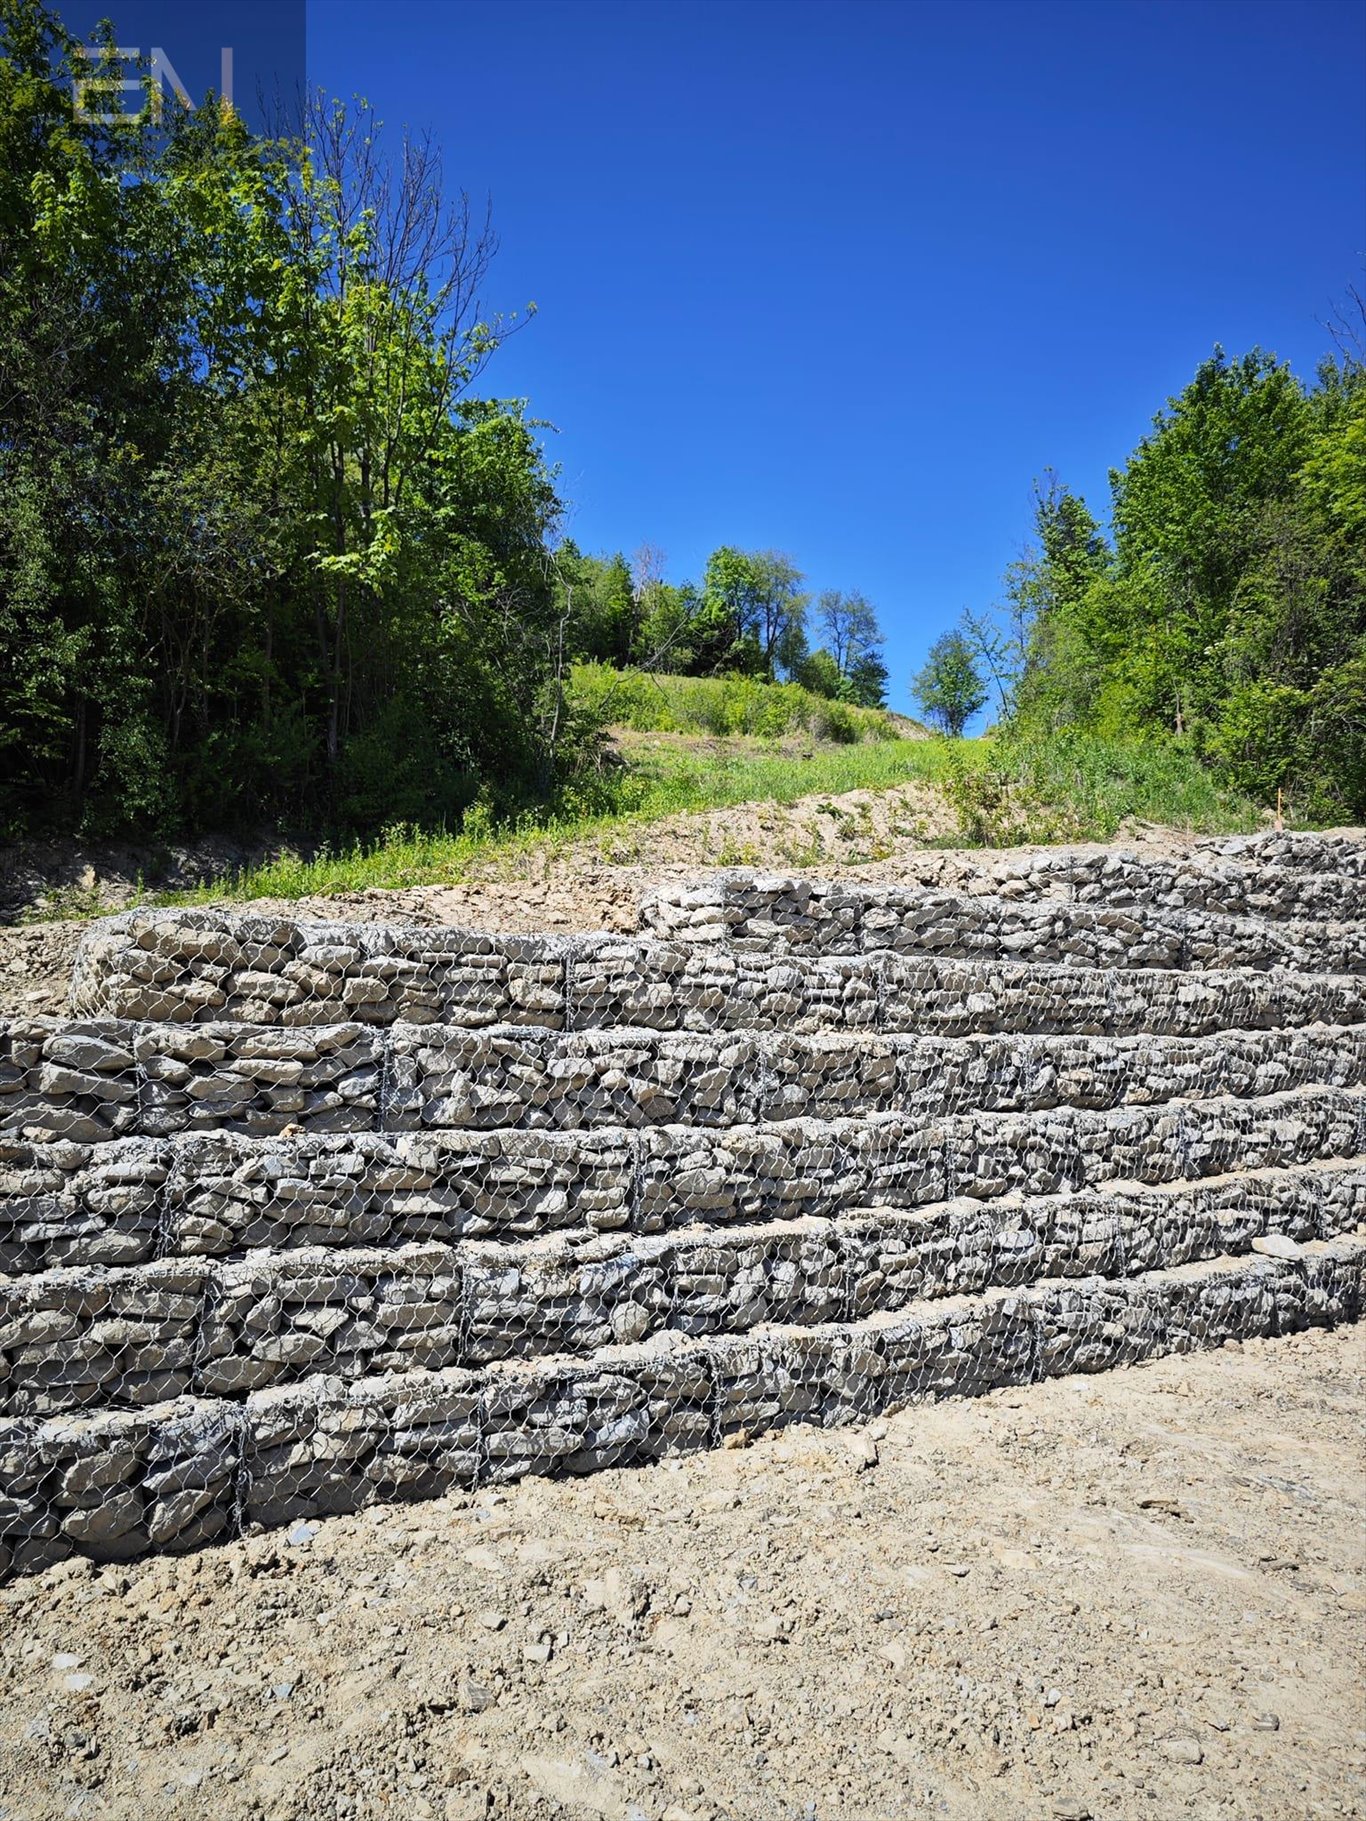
304,0,1363,713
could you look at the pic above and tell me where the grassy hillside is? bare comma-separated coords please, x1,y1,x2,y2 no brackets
938,730,1263,848
569,663,899,743
162,734,954,903
146,701,1262,907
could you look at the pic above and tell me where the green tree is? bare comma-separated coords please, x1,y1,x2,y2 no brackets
912,632,987,737
816,589,880,674
749,551,808,678
696,546,763,674
842,650,889,709
0,0,571,837
1108,347,1311,737
637,578,704,671
1003,340,1365,818
795,647,841,698
554,544,636,665
1008,474,1112,730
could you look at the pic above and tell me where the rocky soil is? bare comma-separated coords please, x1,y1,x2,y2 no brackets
0,1325,1361,1821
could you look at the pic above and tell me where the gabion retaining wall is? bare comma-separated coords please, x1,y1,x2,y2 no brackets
638,876,1363,971
2,832,1363,1580
6,1014,1365,1143
70,908,1364,1032
3,1163,1361,1418
4,1086,1362,1273
2,1241,1360,1580
846,832,1366,920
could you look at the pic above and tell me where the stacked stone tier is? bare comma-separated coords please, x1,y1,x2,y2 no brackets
3,1241,1361,1578
5,1015,1365,1144
2,830,1362,1579
2,1161,1361,1419
69,901,1365,1034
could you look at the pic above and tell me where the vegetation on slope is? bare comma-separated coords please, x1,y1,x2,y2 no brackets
146,718,1258,907
3,0,1351,869
952,337,1366,823
569,664,897,744
555,549,891,709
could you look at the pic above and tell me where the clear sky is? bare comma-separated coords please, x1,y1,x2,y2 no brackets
306,0,1365,713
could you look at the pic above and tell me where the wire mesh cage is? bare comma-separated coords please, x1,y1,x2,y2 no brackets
3,832,1364,1579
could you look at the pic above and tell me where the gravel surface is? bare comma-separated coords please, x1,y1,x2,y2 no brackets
0,921,85,1020
1,1324,1362,1821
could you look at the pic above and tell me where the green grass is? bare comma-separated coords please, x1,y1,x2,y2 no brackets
941,731,1264,846
570,662,898,742
141,726,1265,908
612,731,953,810
157,736,954,905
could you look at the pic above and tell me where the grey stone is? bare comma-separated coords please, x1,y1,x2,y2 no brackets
61,1489,143,1545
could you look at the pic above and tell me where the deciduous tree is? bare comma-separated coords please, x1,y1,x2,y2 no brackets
912,633,987,737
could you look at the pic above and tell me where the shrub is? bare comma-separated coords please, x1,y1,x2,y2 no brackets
568,664,890,743
813,699,859,744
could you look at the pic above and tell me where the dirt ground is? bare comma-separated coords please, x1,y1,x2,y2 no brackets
0,1326,1362,1821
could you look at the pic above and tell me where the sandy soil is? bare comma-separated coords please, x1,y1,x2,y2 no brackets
1,1326,1362,1821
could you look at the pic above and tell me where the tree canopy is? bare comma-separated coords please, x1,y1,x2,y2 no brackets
549,540,890,706
912,633,987,737
0,0,567,837
984,340,1366,820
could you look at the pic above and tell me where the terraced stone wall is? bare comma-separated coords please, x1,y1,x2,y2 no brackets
2,831,1363,1582
4,1086,1362,1272
69,909,1366,1031
2,1244,1360,1579
638,874,1363,970
3,1164,1362,1420
6,1015,1365,1144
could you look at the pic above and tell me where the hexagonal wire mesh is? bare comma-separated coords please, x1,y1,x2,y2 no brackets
3,835,1365,1576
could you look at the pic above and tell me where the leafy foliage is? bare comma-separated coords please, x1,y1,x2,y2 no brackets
1001,342,1366,822
552,540,890,707
567,664,896,743
912,633,988,737
0,0,573,838
940,728,1259,847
